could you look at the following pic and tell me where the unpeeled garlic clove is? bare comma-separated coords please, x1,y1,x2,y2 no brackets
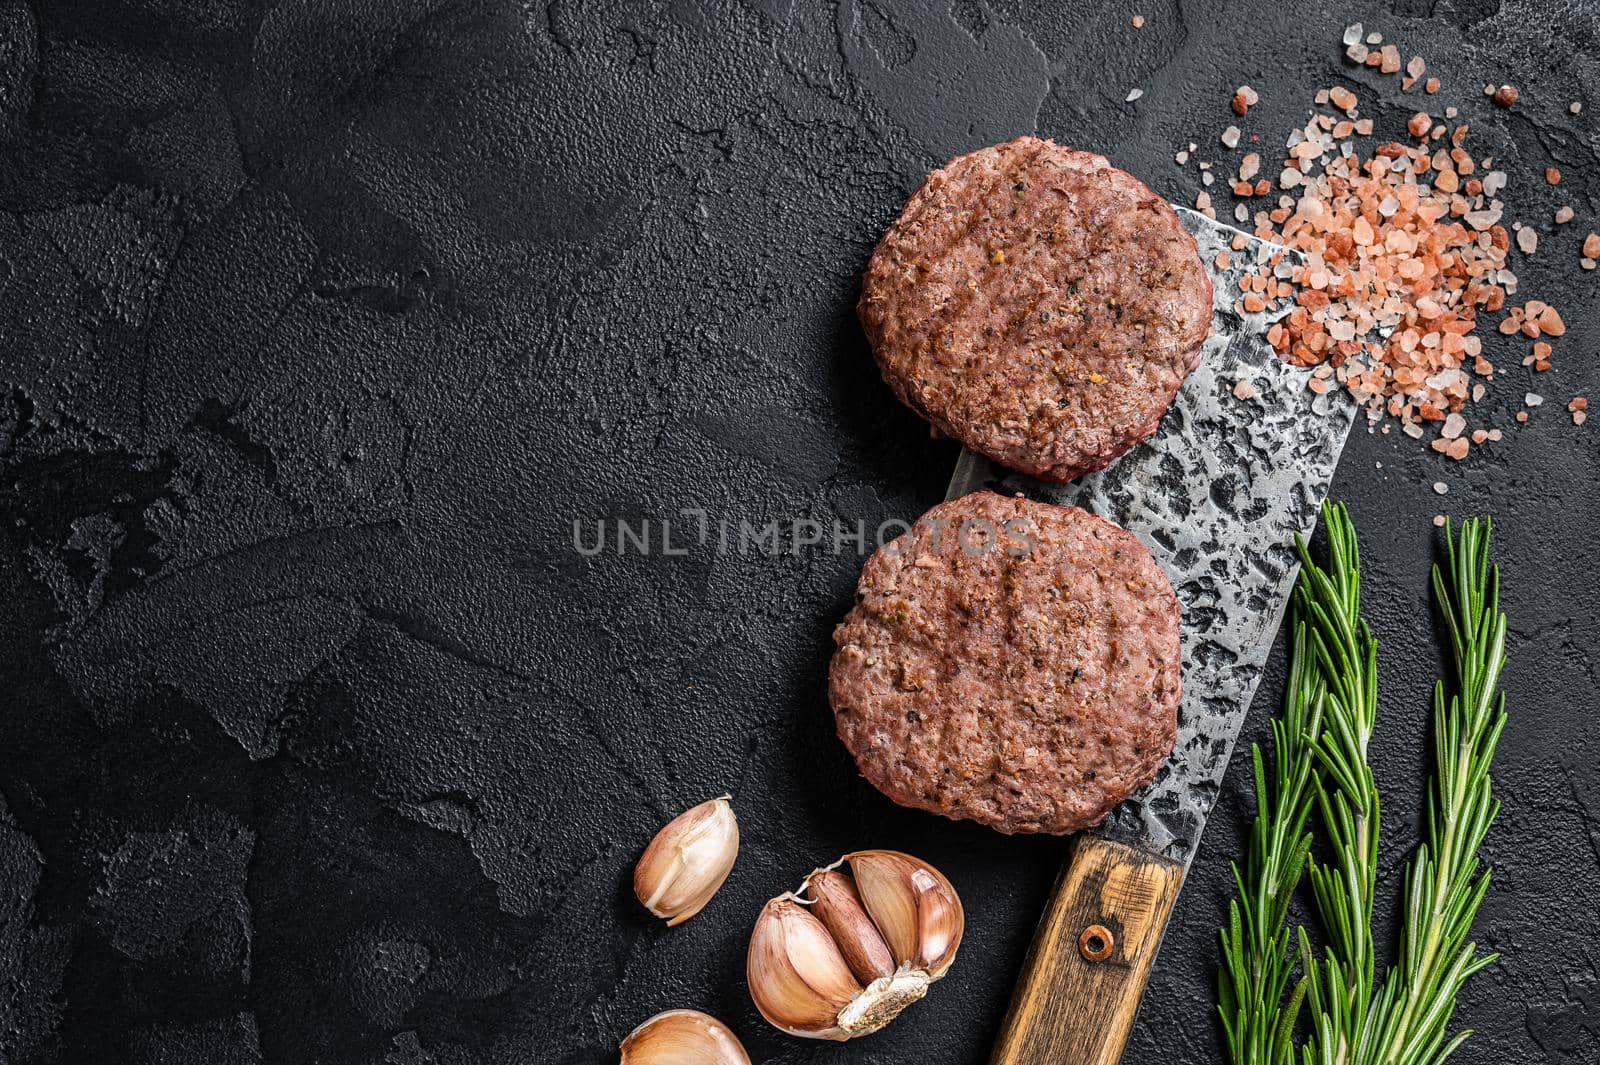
807,869,896,983
634,796,738,926
847,849,963,978
747,897,864,1039
619,1009,751,1065
746,849,963,1041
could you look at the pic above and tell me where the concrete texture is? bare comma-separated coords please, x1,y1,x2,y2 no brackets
0,0,1597,1062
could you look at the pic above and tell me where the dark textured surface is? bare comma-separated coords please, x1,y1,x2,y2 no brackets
0,1,1597,1063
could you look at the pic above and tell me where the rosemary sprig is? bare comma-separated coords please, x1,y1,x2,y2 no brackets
1362,517,1507,1064
1295,504,1380,1065
1216,506,1508,1065
1217,619,1322,1065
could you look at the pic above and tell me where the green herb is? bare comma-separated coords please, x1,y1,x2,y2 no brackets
1217,620,1321,1065
1218,503,1508,1065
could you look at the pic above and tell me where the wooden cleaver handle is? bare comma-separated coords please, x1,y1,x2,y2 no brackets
989,835,1185,1065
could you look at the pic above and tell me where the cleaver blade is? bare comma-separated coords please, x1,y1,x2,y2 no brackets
956,208,1357,1064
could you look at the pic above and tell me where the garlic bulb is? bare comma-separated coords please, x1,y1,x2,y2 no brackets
619,1009,751,1065
747,849,963,1040
634,796,739,926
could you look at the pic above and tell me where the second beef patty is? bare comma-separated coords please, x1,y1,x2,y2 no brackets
829,492,1181,835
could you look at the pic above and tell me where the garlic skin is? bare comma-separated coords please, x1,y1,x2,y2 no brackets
619,1009,751,1065
634,797,738,926
747,849,963,1040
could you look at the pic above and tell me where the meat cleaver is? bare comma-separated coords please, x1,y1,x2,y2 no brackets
943,208,1357,1064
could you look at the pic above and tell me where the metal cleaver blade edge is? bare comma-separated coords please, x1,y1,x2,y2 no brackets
945,206,1357,869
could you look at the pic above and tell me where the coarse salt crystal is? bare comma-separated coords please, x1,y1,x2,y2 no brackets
1233,379,1257,401
1342,23,1362,45
1221,126,1241,148
1433,482,1448,495
1127,88,1144,102
1517,227,1537,255
1525,392,1543,406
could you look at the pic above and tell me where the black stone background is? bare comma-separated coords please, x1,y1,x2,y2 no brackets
0,0,1597,1062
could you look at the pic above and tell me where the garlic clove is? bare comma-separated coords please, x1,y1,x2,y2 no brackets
634,796,738,926
619,1009,752,1065
847,850,964,978
805,869,896,984
747,896,864,1040
748,851,964,1041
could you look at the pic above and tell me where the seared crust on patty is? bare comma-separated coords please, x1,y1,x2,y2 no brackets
859,137,1212,483
829,493,1181,835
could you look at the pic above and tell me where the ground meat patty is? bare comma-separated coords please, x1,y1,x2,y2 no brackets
859,137,1212,483
829,493,1180,835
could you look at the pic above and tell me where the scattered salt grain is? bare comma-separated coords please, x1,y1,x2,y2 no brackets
1206,34,1566,463
1583,233,1600,259
1132,14,1146,27
1525,392,1544,407
1222,126,1241,148
1493,84,1518,108
1433,515,1446,527
1433,482,1449,495
1342,23,1363,46
1555,206,1574,224
1570,101,1582,114
1545,167,1562,185
1127,88,1144,102
1233,379,1257,401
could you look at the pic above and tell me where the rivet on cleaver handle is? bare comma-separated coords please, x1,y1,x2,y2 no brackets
990,836,1182,1065
945,208,1356,1061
